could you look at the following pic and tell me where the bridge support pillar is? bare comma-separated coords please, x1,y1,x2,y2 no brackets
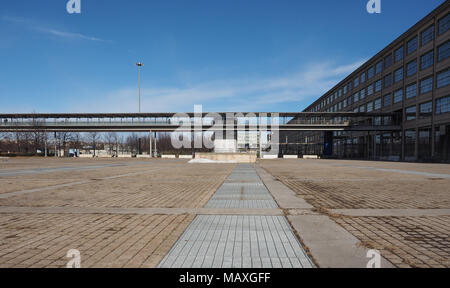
44,132,47,157
154,132,157,157
149,130,152,158
54,132,57,158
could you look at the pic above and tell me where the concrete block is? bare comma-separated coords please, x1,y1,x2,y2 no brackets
178,155,193,159
283,155,298,159
161,155,176,159
302,155,319,159
136,155,151,158
117,154,132,158
262,155,278,159
78,154,93,158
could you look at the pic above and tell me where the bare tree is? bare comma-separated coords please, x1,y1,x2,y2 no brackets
104,132,118,156
86,132,100,156
56,132,75,156
126,133,139,154
72,133,82,155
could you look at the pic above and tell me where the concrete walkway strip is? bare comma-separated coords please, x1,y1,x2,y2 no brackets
256,167,314,210
0,206,283,216
330,209,450,217
158,164,315,268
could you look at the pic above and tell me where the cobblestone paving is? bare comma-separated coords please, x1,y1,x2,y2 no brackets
334,216,450,268
0,159,235,268
261,160,450,209
260,159,450,268
0,163,233,209
159,164,314,268
0,213,194,268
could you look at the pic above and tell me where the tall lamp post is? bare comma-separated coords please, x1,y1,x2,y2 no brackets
136,62,144,113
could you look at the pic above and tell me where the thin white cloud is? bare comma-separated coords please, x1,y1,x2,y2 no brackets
2,15,107,42
69,60,366,113
34,27,105,42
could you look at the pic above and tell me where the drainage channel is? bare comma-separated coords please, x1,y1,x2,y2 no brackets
158,164,315,268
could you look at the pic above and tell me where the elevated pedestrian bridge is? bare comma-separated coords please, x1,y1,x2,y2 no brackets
0,112,401,132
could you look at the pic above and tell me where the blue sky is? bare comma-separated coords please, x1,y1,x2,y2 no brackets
0,0,445,113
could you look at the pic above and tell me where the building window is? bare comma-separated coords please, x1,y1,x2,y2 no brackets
420,76,433,94
420,50,434,70
367,84,374,96
339,89,342,97
407,36,418,55
438,41,450,62
353,107,358,113
384,74,392,88
375,61,383,74
421,25,434,46
360,105,365,113
367,102,373,112
406,106,416,121
354,77,359,88
406,83,417,99
436,96,450,114
368,67,374,79
437,69,450,89
438,13,450,35
383,93,392,107
343,85,347,94
384,54,392,68
374,98,381,110
360,88,366,100
406,60,417,77
347,96,352,106
353,92,359,103
394,67,403,83
360,72,366,83
375,117,381,126
394,46,404,62
419,101,433,118
394,89,403,103
375,79,382,92
343,98,347,108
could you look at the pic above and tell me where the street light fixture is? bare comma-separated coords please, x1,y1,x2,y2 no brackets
136,62,144,113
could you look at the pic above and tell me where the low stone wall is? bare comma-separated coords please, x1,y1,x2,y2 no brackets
136,155,151,158
79,154,94,158
161,155,176,159
195,153,257,163
302,155,319,159
178,155,193,159
98,155,112,158
262,155,278,159
117,154,133,158
283,155,298,159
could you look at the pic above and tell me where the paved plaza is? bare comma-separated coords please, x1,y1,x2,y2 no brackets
0,157,448,268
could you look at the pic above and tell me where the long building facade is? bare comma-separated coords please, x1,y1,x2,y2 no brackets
298,2,450,162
